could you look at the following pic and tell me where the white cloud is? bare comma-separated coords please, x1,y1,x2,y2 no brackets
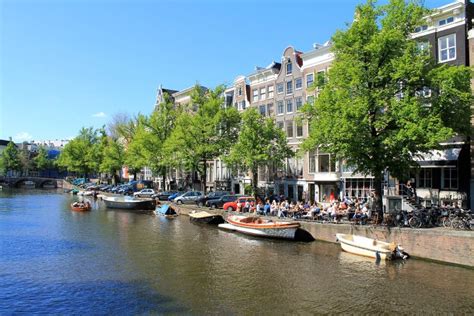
92,112,107,118
14,132,33,142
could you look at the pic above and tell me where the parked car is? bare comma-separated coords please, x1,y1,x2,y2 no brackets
206,194,240,209
168,191,184,201
153,191,177,201
174,191,203,204
223,196,256,212
133,188,156,198
195,191,230,207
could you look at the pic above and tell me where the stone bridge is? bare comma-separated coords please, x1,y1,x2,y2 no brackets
0,176,64,188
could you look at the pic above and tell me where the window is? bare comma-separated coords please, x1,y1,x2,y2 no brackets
419,169,432,188
277,83,284,94
277,101,284,114
259,105,266,116
286,99,293,113
414,25,428,33
286,80,293,95
239,100,246,110
296,97,303,110
443,167,458,189
277,121,284,130
252,89,259,102
267,103,273,116
306,95,315,105
268,85,274,98
417,41,430,52
309,151,316,173
306,73,314,88
318,154,335,172
286,120,293,137
260,87,266,100
295,78,302,90
296,120,303,137
238,87,242,96
438,16,454,26
439,34,456,62
286,62,292,75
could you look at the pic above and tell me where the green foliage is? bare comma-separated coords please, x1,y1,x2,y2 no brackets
57,127,104,176
34,146,52,171
302,0,472,192
0,141,21,175
224,107,293,198
100,137,124,183
165,85,241,192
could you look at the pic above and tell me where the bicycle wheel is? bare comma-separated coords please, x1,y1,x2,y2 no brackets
409,216,422,228
442,217,452,228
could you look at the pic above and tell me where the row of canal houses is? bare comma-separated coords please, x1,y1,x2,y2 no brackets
151,0,474,210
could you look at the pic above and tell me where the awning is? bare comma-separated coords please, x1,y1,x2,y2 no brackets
414,148,461,167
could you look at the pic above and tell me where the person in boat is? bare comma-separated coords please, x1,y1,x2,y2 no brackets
255,201,262,215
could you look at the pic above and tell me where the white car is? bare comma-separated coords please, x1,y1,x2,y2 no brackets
133,189,156,198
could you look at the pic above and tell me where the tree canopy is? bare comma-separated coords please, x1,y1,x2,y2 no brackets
0,141,21,175
165,85,240,193
302,0,472,206
224,107,293,198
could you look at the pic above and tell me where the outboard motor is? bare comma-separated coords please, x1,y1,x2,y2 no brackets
394,246,409,260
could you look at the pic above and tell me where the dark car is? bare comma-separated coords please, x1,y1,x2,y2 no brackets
154,191,177,201
206,194,240,209
195,191,230,207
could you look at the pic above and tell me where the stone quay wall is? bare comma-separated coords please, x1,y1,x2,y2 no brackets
175,205,474,267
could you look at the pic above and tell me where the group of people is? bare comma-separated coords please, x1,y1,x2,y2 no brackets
234,195,376,224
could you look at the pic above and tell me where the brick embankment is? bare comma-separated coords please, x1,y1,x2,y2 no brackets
173,203,474,267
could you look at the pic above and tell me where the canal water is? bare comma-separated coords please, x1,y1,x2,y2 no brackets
1,190,473,314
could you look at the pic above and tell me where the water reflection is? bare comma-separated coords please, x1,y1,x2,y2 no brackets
1,191,473,314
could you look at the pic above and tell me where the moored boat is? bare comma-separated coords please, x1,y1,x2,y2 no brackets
189,211,224,225
336,234,408,260
155,204,178,217
70,201,91,212
218,215,300,239
102,196,156,210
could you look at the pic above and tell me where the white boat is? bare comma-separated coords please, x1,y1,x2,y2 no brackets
102,196,156,210
218,215,300,240
336,234,408,260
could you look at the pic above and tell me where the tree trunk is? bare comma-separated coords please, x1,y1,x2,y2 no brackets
202,161,207,195
252,165,258,202
162,170,166,191
373,171,384,224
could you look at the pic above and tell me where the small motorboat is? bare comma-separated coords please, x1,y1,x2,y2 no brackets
189,211,224,225
336,234,409,260
155,204,178,217
102,196,156,210
70,201,91,212
218,215,300,240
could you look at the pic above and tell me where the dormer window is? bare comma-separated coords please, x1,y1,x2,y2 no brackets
414,25,428,33
438,16,454,26
286,62,292,75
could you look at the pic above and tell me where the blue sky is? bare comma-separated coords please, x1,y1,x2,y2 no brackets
1,0,450,142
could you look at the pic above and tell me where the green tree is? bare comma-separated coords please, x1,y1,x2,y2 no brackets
57,127,103,177
0,141,21,176
166,85,240,193
124,114,149,179
302,0,472,212
34,146,52,172
224,107,293,200
141,92,179,190
100,137,125,184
